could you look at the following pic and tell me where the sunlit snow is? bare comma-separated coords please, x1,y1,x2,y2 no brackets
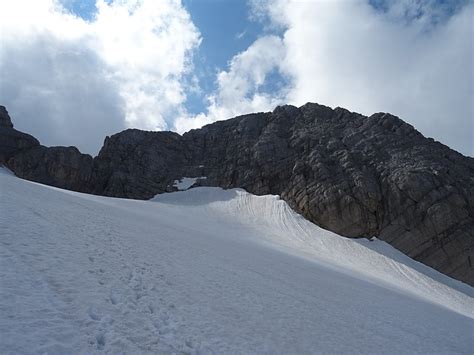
0,167,472,353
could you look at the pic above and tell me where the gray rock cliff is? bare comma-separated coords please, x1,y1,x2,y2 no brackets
8,146,94,193
0,106,39,164
0,106,93,191
92,129,191,198
1,103,472,285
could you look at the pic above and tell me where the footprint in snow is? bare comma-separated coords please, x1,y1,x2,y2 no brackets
88,306,102,321
96,333,106,350
109,290,119,305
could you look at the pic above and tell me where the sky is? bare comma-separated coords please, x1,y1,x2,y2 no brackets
0,0,472,156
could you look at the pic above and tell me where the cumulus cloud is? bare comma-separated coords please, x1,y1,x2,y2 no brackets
1,0,471,156
185,0,472,155
1,38,125,151
272,0,473,155
174,35,287,132
0,0,200,154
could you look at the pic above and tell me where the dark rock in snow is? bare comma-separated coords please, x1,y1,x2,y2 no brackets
8,146,94,193
0,106,14,128
92,129,191,199
0,106,40,164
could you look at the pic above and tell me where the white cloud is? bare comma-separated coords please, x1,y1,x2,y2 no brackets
0,0,200,154
1,0,471,156
174,35,287,133
92,0,200,129
271,0,473,155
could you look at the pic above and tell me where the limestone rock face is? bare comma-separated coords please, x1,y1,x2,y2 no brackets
92,129,192,199
0,106,39,164
2,103,473,285
181,105,473,285
8,146,94,192
0,106,14,128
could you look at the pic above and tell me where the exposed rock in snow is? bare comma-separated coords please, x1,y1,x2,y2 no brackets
0,106,39,164
0,106,13,128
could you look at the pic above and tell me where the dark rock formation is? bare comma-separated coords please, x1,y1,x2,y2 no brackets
0,106,14,128
2,103,473,285
0,106,39,164
91,129,193,199
184,105,473,285
0,105,93,191
8,146,94,193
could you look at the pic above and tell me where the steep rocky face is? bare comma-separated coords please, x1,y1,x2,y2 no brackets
2,103,473,285
92,129,192,199
8,146,94,193
0,106,94,191
183,104,473,284
0,106,40,164
0,106,14,128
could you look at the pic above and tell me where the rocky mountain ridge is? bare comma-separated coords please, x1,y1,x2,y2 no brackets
1,103,473,285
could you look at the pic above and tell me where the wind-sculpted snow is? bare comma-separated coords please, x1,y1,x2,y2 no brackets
0,168,472,353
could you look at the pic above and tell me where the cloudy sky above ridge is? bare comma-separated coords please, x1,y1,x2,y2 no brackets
0,0,472,155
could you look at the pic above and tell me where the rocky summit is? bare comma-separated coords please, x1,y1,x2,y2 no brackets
0,106,39,164
1,103,473,285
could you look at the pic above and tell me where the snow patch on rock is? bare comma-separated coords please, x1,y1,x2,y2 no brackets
172,176,206,190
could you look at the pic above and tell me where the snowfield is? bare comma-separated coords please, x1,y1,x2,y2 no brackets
0,167,472,354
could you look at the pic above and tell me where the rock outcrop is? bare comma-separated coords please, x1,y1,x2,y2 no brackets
8,146,94,193
183,105,473,285
0,106,94,192
92,129,192,199
2,103,473,285
0,106,39,164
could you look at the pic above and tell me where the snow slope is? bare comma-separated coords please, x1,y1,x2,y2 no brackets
0,167,472,354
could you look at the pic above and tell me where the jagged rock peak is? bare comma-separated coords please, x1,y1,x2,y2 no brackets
0,106,39,164
0,105,14,128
